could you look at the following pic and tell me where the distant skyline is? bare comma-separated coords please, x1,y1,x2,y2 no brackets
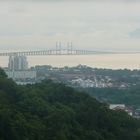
0,0,140,51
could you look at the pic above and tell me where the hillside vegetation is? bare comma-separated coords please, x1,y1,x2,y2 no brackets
0,68,140,140
83,87,140,108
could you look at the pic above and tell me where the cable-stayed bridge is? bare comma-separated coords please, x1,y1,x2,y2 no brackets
0,49,111,56
0,48,139,56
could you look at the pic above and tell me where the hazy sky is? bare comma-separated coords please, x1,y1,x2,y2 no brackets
0,0,140,51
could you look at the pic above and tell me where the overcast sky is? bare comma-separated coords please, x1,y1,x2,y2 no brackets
0,0,140,51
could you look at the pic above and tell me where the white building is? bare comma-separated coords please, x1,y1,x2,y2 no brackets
109,104,126,110
8,55,28,71
109,104,133,116
6,70,36,80
71,78,96,88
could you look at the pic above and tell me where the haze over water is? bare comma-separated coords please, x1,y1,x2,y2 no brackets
1,54,140,70
0,1,140,70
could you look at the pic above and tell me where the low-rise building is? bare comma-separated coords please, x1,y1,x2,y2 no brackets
109,104,133,116
5,70,36,81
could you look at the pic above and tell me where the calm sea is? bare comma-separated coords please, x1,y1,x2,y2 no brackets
1,54,140,70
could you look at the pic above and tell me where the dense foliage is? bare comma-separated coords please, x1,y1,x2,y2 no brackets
0,68,7,78
0,68,140,140
83,86,140,108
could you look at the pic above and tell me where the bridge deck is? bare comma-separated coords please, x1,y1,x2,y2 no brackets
0,49,139,56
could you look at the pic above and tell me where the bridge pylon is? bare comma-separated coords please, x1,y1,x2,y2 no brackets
56,42,61,54
67,42,73,54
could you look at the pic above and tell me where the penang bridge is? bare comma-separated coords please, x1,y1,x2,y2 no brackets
0,41,140,56
0,49,114,56
0,48,139,57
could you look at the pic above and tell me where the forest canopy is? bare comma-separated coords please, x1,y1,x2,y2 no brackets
0,68,140,140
